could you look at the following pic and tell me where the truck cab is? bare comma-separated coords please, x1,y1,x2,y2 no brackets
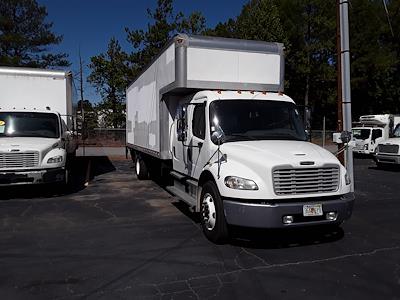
168,90,353,242
351,126,384,155
0,110,76,186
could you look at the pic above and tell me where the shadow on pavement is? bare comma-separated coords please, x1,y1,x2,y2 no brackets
0,156,116,200
171,199,344,249
229,225,344,249
368,164,400,172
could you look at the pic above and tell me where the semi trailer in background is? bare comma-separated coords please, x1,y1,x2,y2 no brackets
0,67,78,186
126,34,354,243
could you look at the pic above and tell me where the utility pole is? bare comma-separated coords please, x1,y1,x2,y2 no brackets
79,48,86,156
339,0,354,192
336,0,344,165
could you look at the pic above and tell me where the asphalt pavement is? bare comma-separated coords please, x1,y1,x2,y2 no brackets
0,156,399,299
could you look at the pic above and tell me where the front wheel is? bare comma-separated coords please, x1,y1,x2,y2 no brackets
200,181,229,244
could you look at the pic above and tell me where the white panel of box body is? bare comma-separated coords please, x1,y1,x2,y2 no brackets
186,48,281,85
126,44,175,153
0,73,70,116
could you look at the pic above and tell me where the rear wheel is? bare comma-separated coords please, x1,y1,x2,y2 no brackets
135,155,149,180
200,181,229,244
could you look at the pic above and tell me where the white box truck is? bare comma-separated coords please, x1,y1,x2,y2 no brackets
350,114,398,155
126,34,354,243
0,67,78,186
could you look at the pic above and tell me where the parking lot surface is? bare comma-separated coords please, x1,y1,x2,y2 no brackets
0,156,400,299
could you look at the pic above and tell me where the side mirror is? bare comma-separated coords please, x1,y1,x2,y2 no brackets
211,126,225,145
340,131,352,144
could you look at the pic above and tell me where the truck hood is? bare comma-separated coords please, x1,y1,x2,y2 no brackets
381,138,400,145
0,137,59,152
221,140,339,168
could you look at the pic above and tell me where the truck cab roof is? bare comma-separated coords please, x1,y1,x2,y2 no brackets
192,90,294,104
0,109,60,115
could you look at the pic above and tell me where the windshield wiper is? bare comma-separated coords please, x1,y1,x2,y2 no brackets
264,133,305,141
225,133,258,141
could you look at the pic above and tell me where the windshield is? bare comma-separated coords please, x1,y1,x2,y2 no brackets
352,128,371,140
209,100,307,142
393,124,400,138
0,112,60,138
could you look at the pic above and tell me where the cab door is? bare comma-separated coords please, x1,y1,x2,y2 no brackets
172,102,190,174
188,102,207,179
371,128,383,152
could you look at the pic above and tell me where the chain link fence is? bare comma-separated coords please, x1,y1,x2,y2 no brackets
79,128,126,147
310,130,338,153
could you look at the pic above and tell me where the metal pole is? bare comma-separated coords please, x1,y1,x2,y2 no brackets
339,0,354,192
336,0,344,164
79,48,86,157
322,116,326,149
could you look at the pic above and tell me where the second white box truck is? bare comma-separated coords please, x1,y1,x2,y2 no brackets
0,67,78,187
126,34,354,243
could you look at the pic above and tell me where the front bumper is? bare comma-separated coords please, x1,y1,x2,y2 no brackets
223,193,355,228
353,148,370,155
0,168,65,186
375,154,400,165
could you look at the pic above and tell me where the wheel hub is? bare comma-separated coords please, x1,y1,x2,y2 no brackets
202,193,216,230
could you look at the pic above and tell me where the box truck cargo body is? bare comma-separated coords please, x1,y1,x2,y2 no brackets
126,34,354,243
0,67,78,186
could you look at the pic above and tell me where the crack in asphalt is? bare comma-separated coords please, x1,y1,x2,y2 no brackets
61,245,400,299
137,245,400,298
92,203,117,219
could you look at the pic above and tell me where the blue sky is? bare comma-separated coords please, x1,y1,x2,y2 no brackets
37,0,248,103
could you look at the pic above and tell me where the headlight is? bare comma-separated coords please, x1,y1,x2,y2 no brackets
224,176,258,190
344,172,351,185
47,155,63,164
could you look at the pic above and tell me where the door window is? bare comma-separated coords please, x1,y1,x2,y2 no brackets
192,104,205,139
372,129,382,141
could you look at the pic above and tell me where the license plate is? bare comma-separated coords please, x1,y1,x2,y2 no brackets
303,204,323,217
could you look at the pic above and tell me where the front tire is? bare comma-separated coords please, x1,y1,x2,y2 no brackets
200,181,229,244
135,155,149,180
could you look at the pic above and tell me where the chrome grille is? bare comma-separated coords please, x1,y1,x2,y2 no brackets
0,152,39,169
378,144,399,154
273,166,340,195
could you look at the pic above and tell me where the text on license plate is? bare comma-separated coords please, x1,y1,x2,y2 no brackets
303,204,323,217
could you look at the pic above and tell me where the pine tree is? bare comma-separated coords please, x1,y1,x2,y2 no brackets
0,0,69,67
